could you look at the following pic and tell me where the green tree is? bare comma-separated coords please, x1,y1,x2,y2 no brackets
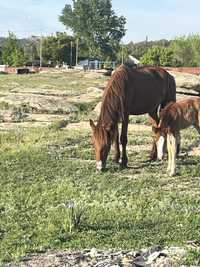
170,35,200,66
125,39,171,60
2,32,26,67
42,33,76,66
12,49,26,67
170,36,193,66
140,46,173,66
23,36,40,66
59,0,126,60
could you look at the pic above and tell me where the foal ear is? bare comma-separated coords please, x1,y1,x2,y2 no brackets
89,119,96,131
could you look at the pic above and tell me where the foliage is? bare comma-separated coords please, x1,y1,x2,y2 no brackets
42,33,76,66
170,34,200,66
23,36,40,66
140,45,173,66
59,0,126,60
125,39,170,61
2,32,26,67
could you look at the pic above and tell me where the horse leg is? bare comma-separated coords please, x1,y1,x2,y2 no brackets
120,116,129,168
149,110,160,161
176,132,181,156
113,125,120,163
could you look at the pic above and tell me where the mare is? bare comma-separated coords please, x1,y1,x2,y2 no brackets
90,64,176,171
155,97,200,176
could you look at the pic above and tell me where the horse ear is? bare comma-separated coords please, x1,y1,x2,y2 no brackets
89,119,96,131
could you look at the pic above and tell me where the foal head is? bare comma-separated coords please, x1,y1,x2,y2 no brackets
90,119,112,171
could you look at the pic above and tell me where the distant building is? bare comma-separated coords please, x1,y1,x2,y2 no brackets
78,59,100,70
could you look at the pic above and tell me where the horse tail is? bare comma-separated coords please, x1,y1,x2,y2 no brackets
168,73,176,102
161,72,176,109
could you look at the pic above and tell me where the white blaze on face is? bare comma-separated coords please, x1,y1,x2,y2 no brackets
157,136,165,160
96,161,103,171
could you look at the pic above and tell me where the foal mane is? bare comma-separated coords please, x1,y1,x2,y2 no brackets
161,101,176,116
98,64,130,130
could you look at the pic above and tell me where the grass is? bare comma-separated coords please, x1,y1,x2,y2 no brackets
0,71,107,94
0,72,200,265
0,124,200,264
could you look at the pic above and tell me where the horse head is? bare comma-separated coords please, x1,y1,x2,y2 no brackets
90,119,112,171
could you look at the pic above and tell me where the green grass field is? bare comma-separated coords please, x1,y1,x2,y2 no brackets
0,71,200,265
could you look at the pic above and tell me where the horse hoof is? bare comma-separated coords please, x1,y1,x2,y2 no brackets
149,156,157,162
120,162,128,169
169,171,176,177
113,158,120,164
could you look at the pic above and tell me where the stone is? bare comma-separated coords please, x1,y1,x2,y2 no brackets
0,93,78,114
169,71,200,92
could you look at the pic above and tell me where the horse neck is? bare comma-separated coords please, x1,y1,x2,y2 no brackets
98,94,120,131
97,64,128,131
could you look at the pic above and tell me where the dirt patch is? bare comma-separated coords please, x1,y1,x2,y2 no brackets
66,121,152,133
0,93,78,114
188,146,200,156
0,122,50,130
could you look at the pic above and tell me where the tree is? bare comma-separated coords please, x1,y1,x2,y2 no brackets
41,33,76,66
170,35,200,66
140,46,173,66
2,32,26,67
125,39,171,60
59,0,126,60
23,36,40,66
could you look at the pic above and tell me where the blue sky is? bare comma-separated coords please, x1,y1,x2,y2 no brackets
0,0,199,43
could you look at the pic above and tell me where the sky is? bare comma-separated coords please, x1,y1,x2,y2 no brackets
0,0,200,43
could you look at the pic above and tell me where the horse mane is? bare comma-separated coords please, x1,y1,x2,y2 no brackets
98,64,130,128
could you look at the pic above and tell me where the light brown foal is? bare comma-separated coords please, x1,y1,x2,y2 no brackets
155,97,200,176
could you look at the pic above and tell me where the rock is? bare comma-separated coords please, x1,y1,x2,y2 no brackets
0,93,78,114
89,247,98,258
5,246,188,267
152,256,172,267
169,71,200,92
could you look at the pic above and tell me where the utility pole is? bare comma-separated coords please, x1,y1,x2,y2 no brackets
39,35,43,68
76,38,79,66
70,41,73,67
145,35,148,51
121,43,124,64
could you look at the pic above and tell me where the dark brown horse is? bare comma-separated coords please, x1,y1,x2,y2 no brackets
90,64,176,171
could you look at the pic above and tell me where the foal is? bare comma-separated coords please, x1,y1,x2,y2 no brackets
155,97,200,176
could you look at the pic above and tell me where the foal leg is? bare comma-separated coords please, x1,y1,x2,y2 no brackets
167,134,172,173
113,125,120,163
194,125,200,135
167,133,177,176
149,110,160,160
120,116,129,168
